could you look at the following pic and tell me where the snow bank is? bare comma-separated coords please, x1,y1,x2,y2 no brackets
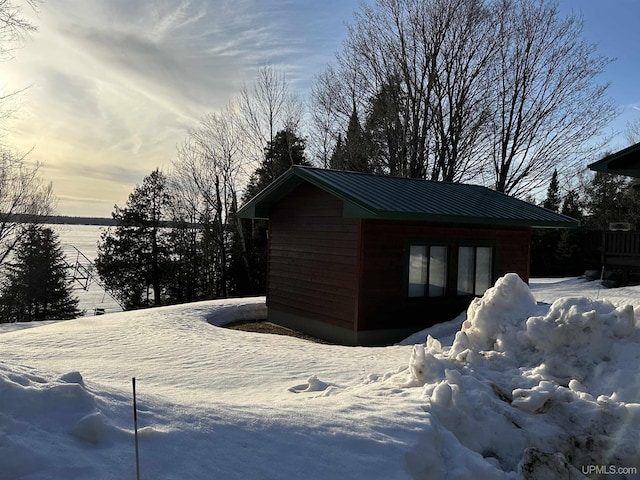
0,362,131,478
202,296,267,326
1,280,639,479
409,273,640,478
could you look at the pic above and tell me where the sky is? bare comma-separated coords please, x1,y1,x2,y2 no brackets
2,0,640,218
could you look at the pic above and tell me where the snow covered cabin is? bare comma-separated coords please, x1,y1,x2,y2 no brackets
238,166,577,345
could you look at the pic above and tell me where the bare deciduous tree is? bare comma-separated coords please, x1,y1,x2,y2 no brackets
426,0,498,182
238,64,304,165
625,116,640,145
486,0,615,197
312,0,615,197
0,0,39,133
171,106,251,296
309,68,349,168
0,1,54,269
339,0,433,178
0,150,55,266
314,0,498,180
0,0,39,60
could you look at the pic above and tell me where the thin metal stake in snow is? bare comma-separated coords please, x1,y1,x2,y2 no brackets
132,377,141,480
596,265,605,299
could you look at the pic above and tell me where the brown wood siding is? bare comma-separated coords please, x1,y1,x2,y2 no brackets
268,183,359,330
357,220,531,331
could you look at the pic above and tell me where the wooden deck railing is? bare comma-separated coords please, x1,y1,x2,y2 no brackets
604,231,640,257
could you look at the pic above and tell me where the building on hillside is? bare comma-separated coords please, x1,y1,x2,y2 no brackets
238,166,577,345
588,142,640,285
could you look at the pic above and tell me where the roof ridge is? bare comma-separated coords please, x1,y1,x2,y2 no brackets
293,165,489,189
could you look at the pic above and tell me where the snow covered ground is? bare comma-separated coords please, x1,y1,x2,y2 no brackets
1,276,639,479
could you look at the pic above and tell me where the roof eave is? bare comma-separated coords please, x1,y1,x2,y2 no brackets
588,142,640,178
237,169,303,219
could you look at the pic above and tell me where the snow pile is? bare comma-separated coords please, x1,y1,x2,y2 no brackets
0,277,639,479
409,273,640,478
0,363,130,478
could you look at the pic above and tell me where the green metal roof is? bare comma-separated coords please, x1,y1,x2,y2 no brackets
588,142,640,178
238,166,578,228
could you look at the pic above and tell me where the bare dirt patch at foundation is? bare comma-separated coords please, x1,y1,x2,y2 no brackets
223,320,332,344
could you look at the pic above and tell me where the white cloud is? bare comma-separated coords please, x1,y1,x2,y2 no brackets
3,0,359,216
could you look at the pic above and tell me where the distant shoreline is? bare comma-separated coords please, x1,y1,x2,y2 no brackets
45,216,116,226
7,215,116,226
7,215,197,228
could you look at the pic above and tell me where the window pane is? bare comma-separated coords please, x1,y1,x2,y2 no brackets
475,247,493,295
429,246,447,296
457,246,474,295
408,245,428,297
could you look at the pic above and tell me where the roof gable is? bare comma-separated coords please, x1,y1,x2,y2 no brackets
238,166,577,228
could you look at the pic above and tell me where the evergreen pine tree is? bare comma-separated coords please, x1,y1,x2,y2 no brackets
555,228,585,275
329,134,346,171
95,169,171,309
584,172,637,228
343,107,370,173
560,189,583,219
364,75,406,176
0,226,81,322
244,129,309,199
330,108,371,173
531,169,562,276
240,129,309,295
542,169,561,212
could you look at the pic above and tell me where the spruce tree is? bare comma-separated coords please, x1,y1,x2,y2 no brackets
330,108,372,173
343,107,370,173
560,189,583,219
329,134,346,171
585,172,638,228
95,169,172,309
364,75,406,176
0,226,81,322
240,129,309,295
244,129,309,200
542,169,561,212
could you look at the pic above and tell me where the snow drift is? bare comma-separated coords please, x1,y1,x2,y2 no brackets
0,277,639,479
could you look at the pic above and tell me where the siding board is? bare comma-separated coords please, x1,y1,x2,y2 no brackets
268,183,359,329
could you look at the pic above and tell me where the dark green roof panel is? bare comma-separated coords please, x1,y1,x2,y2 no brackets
238,166,577,228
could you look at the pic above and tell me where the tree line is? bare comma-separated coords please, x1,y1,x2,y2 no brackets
309,0,615,198
94,128,309,309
